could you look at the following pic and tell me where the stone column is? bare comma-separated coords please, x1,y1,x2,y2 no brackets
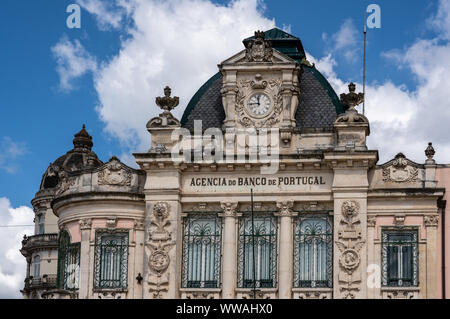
79,218,92,299
276,201,295,299
425,214,439,299
220,202,239,299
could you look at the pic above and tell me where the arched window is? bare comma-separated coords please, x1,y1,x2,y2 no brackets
238,213,277,289
33,255,40,278
294,215,333,288
182,214,222,288
57,230,80,290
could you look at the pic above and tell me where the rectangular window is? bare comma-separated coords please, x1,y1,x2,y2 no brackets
382,229,418,287
238,214,277,289
38,215,45,235
294,215,333,288
182,214,222,288
94,230,129,289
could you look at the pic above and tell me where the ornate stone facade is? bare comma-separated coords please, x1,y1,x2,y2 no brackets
21,28,447,300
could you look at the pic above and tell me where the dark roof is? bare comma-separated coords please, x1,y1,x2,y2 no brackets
181,28,345,132
39,126,103,190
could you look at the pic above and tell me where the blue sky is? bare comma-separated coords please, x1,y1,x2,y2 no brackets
0,0,441,207
0,0,449,298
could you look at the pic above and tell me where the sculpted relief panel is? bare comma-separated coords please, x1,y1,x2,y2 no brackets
381,153,419,183
145,202,175,299
335,200,365,299
98,157,132,186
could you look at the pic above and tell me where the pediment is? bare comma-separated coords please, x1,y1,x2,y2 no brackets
95,156,134,186
381,153,422,183
220,48,297,66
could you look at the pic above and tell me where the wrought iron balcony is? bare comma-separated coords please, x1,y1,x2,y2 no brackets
23,274,58,291
20,233,58,256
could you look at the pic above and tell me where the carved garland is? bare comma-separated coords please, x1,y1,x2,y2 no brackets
146,202,175,298
335,200,365,299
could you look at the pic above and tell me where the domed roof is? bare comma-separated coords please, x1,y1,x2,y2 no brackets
39,125,103,190
181,28,346,132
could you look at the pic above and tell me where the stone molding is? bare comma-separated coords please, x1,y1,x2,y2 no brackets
275,200,294,217
424,214,439,227
220,202,239,218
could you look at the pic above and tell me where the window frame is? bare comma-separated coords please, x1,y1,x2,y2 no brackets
33,255,41,279
293,214,333,288
181,213,222,289
381,228,419,287
237,212,278,289
93,229,129,290
56,230,80,290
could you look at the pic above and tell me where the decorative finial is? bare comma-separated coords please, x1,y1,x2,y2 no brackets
245,30,273,62
156,86,179,113
254,30,266,41
425,142,435,160
147,86,181,128
73,124,93,150
340,83,364,110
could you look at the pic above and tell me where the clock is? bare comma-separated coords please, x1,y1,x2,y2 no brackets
247,93,271,117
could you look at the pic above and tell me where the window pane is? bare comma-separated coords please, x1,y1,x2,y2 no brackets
294,216,332,288
382,230,418,287
238,214,277,288
94,231,129,289
182,214,221,289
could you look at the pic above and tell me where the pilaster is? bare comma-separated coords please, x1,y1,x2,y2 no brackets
219,202,240,299
275,200,295,299
424,214,439,298
79,218,92,299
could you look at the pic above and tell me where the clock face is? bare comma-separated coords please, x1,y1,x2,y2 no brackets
247,93,271,117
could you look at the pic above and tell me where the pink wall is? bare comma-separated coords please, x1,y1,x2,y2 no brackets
437,167,450,299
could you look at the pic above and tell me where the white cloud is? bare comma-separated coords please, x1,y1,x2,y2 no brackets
51,37,97,91
0,197,34,299
0,137,27,174
76,0,131,30
309,1,450,163
429,0,450,41
322,18,359,62
58,0,450,164
78,0,275,150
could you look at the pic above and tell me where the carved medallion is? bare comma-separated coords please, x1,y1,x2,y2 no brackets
98,157,132,186
149,249,170,273
382,153,419,183
245,31,273,62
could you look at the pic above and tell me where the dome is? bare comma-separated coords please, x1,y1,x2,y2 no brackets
39,125,103,190
181,28,346,132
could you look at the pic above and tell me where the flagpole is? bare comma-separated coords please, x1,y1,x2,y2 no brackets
251,188,256,299
363,11,367,115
